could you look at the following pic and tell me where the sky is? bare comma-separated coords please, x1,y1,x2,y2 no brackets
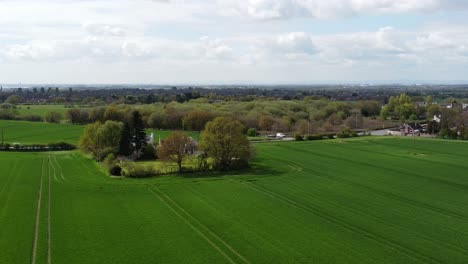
1,0,468,84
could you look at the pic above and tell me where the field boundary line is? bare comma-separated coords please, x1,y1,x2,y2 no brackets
240,180,441,264
148,188,238,264
154,187,251,264
31,158,45,264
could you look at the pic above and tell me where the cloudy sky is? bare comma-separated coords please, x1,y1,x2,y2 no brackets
1,0,468,84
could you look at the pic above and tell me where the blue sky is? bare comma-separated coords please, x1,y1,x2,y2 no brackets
1,0,468,84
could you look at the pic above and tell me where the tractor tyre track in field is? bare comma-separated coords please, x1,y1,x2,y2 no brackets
240,180,441,264
277,143,468,192
47,157,52,264
182,183,318,262
148,188,237,264
156,187,251,264
0,161,17,197
332,141,468,173
149,186,251,264
52,156,66,182
264,149,468,221
49,156,59,183
371,139,468,159
0,162,20,218
267,174,468,257
31,158,45,264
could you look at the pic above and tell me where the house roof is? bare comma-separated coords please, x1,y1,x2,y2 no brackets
400,123,423,131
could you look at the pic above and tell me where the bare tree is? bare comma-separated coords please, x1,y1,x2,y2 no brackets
157,131,196,172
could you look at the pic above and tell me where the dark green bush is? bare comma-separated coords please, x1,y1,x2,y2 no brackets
294,134,304,141
306,134,322,140
247,128,257,137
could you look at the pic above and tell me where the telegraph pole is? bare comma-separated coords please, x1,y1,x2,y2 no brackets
1,127,4,149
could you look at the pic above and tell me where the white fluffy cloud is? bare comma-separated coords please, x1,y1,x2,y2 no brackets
1,0,468,83
227,0,468,20
83,23,126,37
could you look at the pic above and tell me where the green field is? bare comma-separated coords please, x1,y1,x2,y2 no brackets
1,138,468,263
0,120,84,144
0,120,198,145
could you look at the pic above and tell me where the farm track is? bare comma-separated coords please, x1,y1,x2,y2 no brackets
31,158,45,264
273,145,468,219
149,186,251,264
31,157,53,264
240,180,441,264
264,173,468,257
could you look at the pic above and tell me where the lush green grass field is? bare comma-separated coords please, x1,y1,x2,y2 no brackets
0,120,84,144
1,137,468,263
147,129,200,141
0,120,198,145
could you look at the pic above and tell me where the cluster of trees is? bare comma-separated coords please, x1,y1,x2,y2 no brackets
79,114,251,177
380,94,418,121
433,105,468,139
380,93,468,140
0,103,64,123
158,117,251,173
63,99,383,135
1,94,386,133
78,110,148,161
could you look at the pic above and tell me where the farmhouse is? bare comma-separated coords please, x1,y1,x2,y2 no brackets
400,123,424,136
387,123,425,136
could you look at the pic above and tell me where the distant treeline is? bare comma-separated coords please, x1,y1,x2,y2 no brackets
2,85,468,106
62,100,385,134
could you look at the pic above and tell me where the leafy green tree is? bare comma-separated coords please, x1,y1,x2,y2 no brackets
380,94,416,121
427,104,441,119
199,117,251,171
104,106,124,121
5,95,22,105
147,111,165,128
246,128,257,137
183,110,214,131
78,121,124,160
44,111,62,123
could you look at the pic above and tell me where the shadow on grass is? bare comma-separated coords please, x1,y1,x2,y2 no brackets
169,162,283,181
